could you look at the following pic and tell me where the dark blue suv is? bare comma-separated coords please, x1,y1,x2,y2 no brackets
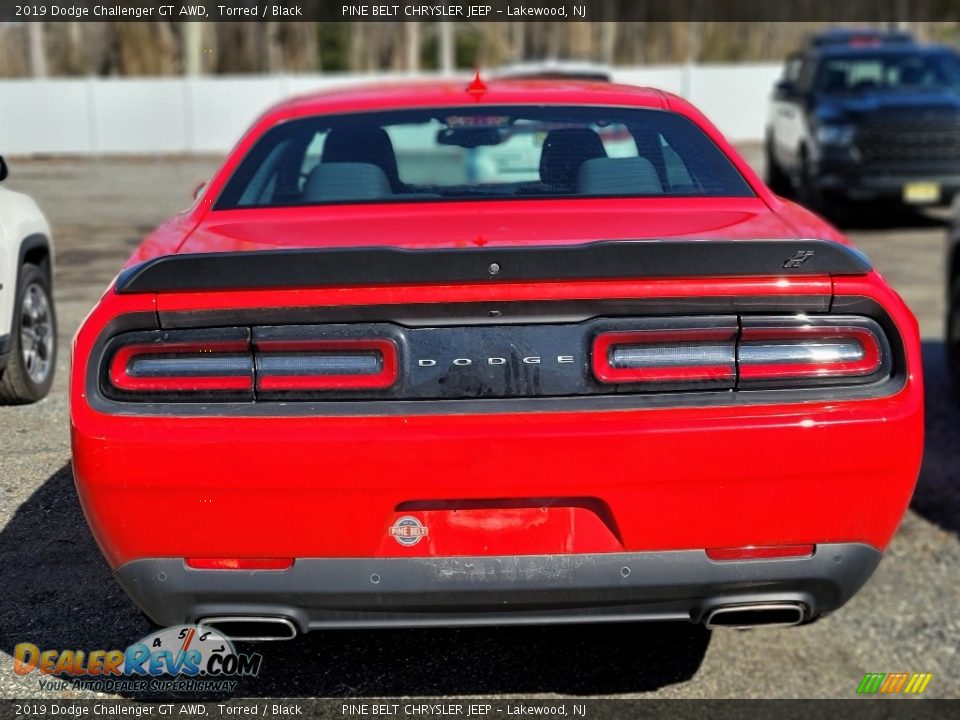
766,29,960,212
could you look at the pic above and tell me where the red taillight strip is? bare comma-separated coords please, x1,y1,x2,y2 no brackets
109,341,253,392
254,338,398,391
592,328,737,384
738,326,882,382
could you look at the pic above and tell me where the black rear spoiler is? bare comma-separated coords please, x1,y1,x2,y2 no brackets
114,239,871,294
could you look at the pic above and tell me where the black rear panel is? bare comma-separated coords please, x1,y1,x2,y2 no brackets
251,317,737,401
95,312,899,410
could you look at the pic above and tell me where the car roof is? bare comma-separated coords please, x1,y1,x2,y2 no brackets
263,78,673,122
493,61,614,82
808,28,915,48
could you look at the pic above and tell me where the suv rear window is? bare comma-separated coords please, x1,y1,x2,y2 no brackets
215,105,753,208
815,51,960,94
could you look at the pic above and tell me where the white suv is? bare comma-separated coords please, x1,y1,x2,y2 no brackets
0,156,56,404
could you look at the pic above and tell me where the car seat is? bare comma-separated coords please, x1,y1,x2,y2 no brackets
539,128,607,191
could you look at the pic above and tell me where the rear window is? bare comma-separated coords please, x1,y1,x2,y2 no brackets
215,105,753,209
814,51,960,94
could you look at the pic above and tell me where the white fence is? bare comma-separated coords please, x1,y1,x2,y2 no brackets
0,63,781,156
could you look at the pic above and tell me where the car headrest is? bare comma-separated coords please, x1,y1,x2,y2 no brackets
322,127,400,189
577,157,664,196
301,162,392,203
539,128,607,188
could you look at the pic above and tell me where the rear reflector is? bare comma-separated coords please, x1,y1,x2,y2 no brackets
592,326,737,387
185,558,294,571
254,338,398,391
707,545,815,562
738,323,883,385
109,340,253,393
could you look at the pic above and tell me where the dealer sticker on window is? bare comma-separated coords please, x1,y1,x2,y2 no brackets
903,182,941,204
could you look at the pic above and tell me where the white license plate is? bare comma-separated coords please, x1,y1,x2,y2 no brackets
903,182,941,204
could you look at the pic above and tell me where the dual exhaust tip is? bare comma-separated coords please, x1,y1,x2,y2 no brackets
703,602,807,630
198,616,298,642
197,603,807,641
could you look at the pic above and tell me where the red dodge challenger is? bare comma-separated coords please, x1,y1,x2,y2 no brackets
71,78,923,640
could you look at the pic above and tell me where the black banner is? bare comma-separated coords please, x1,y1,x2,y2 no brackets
0,700,957,720
4,0,960,23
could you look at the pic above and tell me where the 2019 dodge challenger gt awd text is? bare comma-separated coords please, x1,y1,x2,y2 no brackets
71,78,923,640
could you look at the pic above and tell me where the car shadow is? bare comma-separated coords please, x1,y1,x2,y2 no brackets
911,341,960,537
0,464,710,698
827,202,950,231
762,171,952,231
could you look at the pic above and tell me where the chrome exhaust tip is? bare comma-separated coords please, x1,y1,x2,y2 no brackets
197,616,299,642
703,603,806,630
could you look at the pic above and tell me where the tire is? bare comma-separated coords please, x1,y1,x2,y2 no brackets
764,135,791,196
0,263,56,405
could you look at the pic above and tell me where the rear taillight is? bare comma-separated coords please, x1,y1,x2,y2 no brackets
104,327,399,401
255,338,398,391
592,322,737,389
107,335,253,395
101,314,893,403
591,315,888,391
737,318,885,387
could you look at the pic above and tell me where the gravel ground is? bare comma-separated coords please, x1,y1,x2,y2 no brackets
0,150,958,700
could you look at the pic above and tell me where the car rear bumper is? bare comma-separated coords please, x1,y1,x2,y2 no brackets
817,158,960,201
73,388,923,568
70,275,924,631
115,543,882,630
